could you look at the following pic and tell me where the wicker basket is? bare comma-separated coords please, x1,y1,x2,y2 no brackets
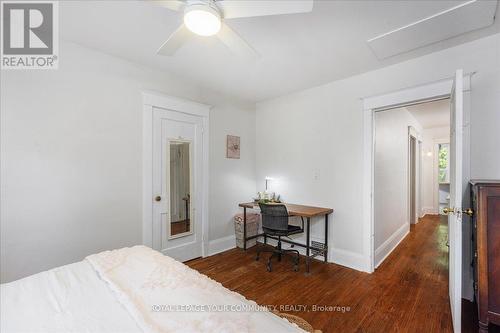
234,213,260,248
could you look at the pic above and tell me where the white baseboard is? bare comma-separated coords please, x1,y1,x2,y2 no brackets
375,223,409,268
329,247,370,272
207,234,369,273
264,237,324,260
421,206,438,216
264,237,369,273
207,235,236,256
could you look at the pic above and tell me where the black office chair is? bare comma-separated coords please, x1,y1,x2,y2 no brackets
256,203,302,272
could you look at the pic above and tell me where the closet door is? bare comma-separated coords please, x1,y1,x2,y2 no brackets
152,107,203,261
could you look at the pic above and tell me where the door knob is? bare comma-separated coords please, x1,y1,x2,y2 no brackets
154,196,162,202
443,207,455,214
462,208,474,216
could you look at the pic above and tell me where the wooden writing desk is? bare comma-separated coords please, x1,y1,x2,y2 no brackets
238,202,334,273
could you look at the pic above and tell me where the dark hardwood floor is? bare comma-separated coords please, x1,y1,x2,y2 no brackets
188,215,460,332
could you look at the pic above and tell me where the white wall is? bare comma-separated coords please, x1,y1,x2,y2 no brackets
373,108,422,267
470,49,500,180
0,41,256,282
421,126,450,216
256,33,500,272
207,97,256,242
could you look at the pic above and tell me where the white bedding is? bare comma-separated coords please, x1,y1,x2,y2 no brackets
1,246,305,333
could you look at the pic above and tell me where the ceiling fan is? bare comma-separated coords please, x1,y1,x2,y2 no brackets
150,0,314,59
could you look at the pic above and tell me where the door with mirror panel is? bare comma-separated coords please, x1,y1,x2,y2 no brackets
152,107,203,261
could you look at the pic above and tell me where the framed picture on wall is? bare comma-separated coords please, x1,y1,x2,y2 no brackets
226,135,240,159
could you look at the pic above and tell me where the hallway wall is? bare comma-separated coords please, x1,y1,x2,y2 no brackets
374,108,423,267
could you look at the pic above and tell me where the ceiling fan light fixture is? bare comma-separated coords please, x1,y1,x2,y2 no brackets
183,4,221,36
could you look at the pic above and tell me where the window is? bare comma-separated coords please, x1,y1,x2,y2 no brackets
438,143,450,183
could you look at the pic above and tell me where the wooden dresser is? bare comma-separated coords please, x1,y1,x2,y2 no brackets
470,180,500,332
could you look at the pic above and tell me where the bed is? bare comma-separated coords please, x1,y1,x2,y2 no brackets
1,246,305,333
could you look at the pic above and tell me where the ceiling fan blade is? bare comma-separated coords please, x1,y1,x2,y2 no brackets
217,0,313,19
147,0,185,11
157,24,192,56
217,23,259,59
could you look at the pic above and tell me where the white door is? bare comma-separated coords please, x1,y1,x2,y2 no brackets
152,107,203,262
448,69,463,332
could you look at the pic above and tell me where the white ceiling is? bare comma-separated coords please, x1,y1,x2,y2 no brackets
407,99,450,129
60,1,500,102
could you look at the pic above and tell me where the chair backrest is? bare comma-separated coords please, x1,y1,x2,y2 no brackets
259,203,289,231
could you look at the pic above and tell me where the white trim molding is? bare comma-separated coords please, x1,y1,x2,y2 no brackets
142,90,210,117
421,207,438,216
408,126,420,226
142,91,211,257
264,236,369,272
265,236,327,262
362,75,471,111
208,235,236,256
330,247,371,272
375,223,410,268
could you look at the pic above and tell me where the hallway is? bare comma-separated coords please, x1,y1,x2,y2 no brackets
188,215,452,333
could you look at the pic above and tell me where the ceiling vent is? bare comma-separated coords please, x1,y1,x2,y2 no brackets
367,0,498,59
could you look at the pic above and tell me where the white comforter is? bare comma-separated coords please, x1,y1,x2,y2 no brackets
1,246,305,333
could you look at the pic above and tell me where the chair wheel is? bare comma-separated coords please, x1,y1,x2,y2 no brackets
267,262,272,272
293,264,299,272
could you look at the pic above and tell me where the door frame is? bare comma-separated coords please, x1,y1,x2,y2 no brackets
142,90,211,257
408,127,419,225
417,138,423,219
362,75,471,273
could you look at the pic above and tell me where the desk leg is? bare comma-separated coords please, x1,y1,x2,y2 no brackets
324,214,328,263
243,207,247,251
306,217,310,273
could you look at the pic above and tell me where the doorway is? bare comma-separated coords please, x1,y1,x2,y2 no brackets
364,70,469,332
142,91,210,262
373,101,452,244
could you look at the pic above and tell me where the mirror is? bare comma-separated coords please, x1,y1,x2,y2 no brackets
169,141,191,237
